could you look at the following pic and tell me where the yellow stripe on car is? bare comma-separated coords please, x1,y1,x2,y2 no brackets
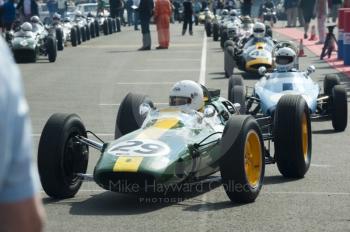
113,156,143,172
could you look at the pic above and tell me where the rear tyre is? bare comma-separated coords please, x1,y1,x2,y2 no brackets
224,46,235,78
220,115,265,203
205,22,212,37
56,28,64,51
331,85,348,131
46,36,57,62
274,95,312,178
38,114,89,199
108,18,113,34
213,23,219,41
90,23,95,38
95,21,100,37
228,75,243,99
324,74,340,96
103,20,109,35
81,27,86,42
76,26,81,44
220,31,228,49
71,28,77,47
85,25,91,40
115,93,154,139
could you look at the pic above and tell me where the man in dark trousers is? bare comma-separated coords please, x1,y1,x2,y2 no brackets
16,0,38,22
182,0,193,35
138,0,153,50
241,0,252,16
109,0,124,31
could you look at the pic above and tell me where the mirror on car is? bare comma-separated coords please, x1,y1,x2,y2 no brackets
139,103,151,116
204,105,216,118
258,66,267,76
307,65,316,75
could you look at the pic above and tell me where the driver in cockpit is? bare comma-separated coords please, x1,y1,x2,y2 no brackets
30,15,42,32
274,47,297,72
169,80,204,112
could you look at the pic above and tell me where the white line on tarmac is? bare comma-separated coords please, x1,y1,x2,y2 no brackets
32,133,114,137
147,58,200,62
115,82,174,85
311,164,331,168
133,69,198,72
198,31,207,85
263,191,350,196
99,103,168,106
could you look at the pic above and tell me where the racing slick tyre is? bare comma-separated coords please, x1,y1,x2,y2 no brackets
85,25,91,40
229,85,246,114
213,23,219,41
108,18,113,34
94,21,100,37
331,85,348,131
38,113,89,199
228,75,243,99
116,18,121,32
115,93,154,139
274,95,312,178
55,28,64,51
220,115,265,203
265,25,273,38
112,19,117,32
220,31,228,49
70,28,78,47
224,45,235,78
81,27,86,42
76,26,81,44
205,22,212,37
103,20,109,35
324,74,340,96
90,23,95,38
46,36,57,62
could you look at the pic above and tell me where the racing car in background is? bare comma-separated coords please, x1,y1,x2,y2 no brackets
38,82,311,204
10,21,57,63
224,22,275,78
230,41,347,132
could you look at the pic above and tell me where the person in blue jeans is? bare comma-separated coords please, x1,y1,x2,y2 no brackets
138,0,153,50
1,0,16,31
0,37,45,232
126,0,134,26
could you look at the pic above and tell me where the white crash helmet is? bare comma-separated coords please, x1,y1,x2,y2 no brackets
53,13,61,20
253,22,265,39
222,9,229,16
75,10,83,17
30,15,40,23
229,9,237,17
21,22,33,31
275,47,296,72
169,80,204,111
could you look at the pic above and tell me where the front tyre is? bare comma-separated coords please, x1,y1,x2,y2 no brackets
46,36,57,62
331,85,348,131
220,116,265,203
274,95,312,178
38,114,89,199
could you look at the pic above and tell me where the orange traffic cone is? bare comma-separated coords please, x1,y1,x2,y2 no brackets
298,39,307,57
309,25,317,41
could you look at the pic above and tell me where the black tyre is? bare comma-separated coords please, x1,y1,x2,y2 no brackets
71,28,77,47
220,31,228,49
90,23,95,38
85,25,90,40
229,86,246,114
220,115,265,203
274,95,312,178
38,113,89,199
81,27,86,42
116,18,121,32
112,19,116,32
331,85,348,131
213,23,219,41
324,74,340,96
46,36,57,62
205,22,212,37
103,20,109,35
115,93,154,139
228,75,243,99
76,26,81,44
265,25,273,38
108,18,113,34
224,46,235,78
95,21,100,37
56,28,64,51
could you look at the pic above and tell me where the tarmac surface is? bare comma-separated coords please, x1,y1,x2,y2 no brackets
18,22,350,232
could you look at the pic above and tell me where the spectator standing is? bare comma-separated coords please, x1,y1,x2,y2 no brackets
126,0,134,26
201,0,208,10
154,0,171,49
17,0,39,22
297,1,305,27
241,0,252,16
315,0,328,44
343,0,350,7
252,0,262,18
138,0,153,50
284,0,298,27
1,0,16,31
0,36,45,232
109,0,124,31
299,0,316,39
182,0,193,35
0,0,4,32
57,0,66,17
46,0,56,19
133,0,140,30
331,0,342,22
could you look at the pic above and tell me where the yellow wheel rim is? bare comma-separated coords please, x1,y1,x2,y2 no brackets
301,113,308,161
244,130,262,188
